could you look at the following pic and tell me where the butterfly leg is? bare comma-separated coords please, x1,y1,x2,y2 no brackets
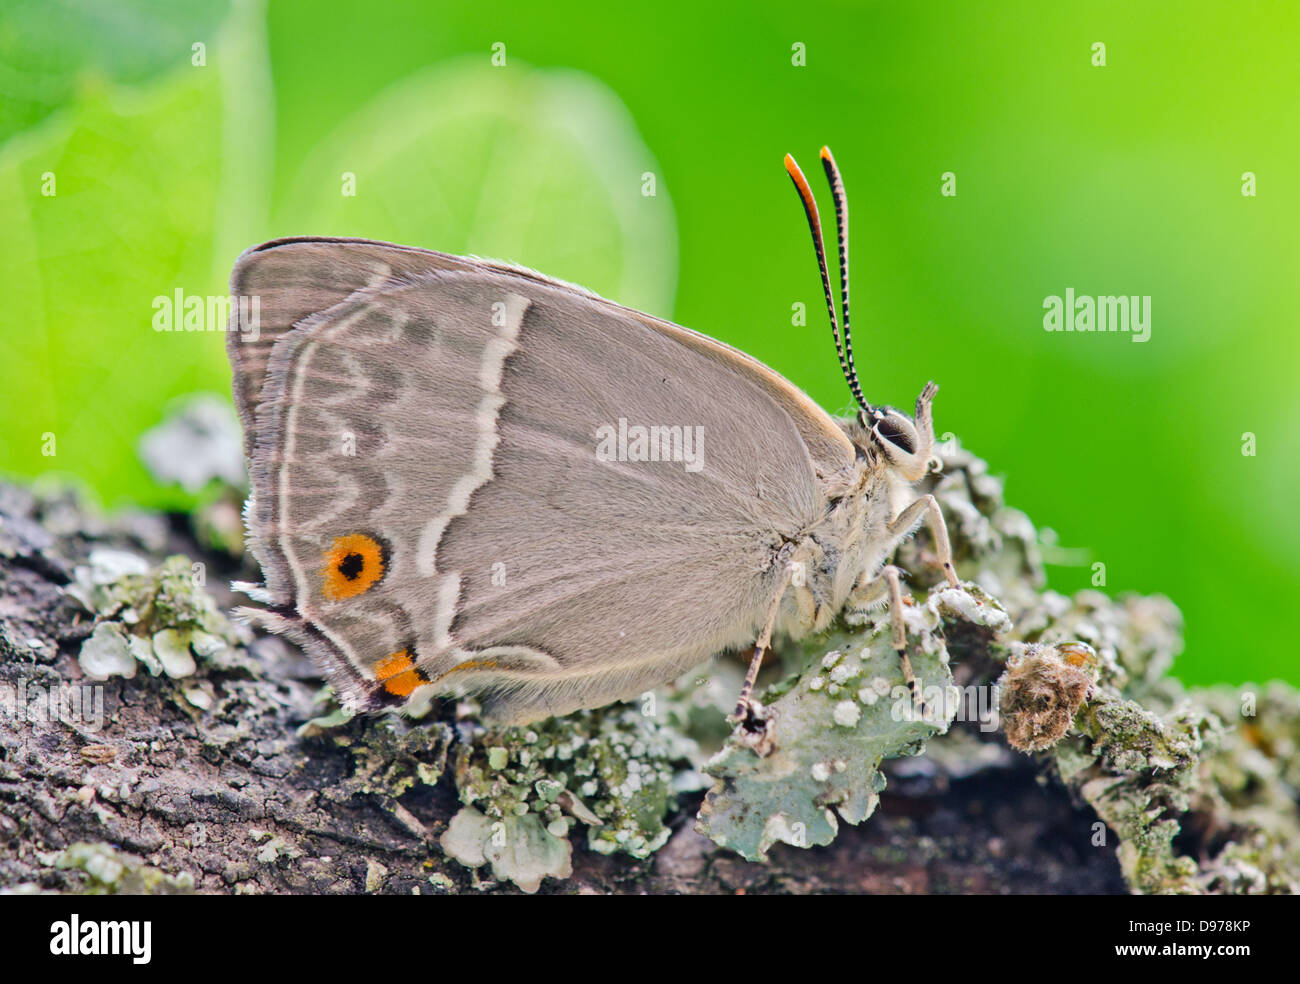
850,564,931,715
725,554,813,753
728,585,787,726
891,493,960,588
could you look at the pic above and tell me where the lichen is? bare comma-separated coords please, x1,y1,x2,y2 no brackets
1000,641,1100,751
910,441,1300,894
229,437,1299,894
1058,695,1218,892
695,582,1010,860
48,842,195,895
325,715,455,799
69,551,249,684
137,394,246,494
441,704,689,890
440,807,572,894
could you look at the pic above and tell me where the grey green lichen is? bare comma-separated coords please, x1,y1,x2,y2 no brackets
71,550,248,691
439,705,691,891
291,440,1297,892
42,842,195,895
89,430,1291,893
695,583,1009,860
1190,682,1300,893
1043,669,1300,894
1059,692,1217,893
924,442,1300,894
328,715,455,799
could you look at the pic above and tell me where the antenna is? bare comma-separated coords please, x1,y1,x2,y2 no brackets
784,148,868,410
818,147,864,404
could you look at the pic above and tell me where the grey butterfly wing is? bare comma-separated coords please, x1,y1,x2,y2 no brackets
429,274,844,722
230,239,856,723
228,237,487,458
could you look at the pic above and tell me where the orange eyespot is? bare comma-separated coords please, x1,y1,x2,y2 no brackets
376,650,425,697
321,533,385,600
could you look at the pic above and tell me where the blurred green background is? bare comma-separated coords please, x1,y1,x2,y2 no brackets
2,0,1296,686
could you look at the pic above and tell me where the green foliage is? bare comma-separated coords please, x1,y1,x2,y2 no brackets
0,12,673,514
0,0,267,510
0,0,231,142
35,443,1298,893
276,59,675,317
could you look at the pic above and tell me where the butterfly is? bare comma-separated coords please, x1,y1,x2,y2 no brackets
227,147,958,732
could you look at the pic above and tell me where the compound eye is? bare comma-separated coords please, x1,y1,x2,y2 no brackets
874,416,915,455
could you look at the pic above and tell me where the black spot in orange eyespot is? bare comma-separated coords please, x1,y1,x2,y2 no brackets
321,533,386,600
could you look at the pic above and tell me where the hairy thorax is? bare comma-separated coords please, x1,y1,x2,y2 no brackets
773,450,906,641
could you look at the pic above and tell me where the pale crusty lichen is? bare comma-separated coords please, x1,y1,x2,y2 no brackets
439,806,572,894
695,583,1010,861
1063,679,1300,894
439,704,691,891
917,440,1300,894
328,715,455,799
261,438,1299,893
1054,691,1218,893
70,550,249,690
44,842,195,895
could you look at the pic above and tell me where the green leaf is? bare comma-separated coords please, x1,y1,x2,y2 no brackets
0,1,270,507
276,57,677,316
0,0,231,144
1,39,673,508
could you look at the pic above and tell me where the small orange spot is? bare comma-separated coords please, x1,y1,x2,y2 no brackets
321,533,385,600
376,650,423,697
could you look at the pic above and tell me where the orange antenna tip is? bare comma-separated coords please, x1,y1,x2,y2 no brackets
784,153,819,215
